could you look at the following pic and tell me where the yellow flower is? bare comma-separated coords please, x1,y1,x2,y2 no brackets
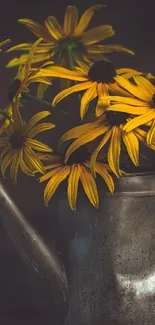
7,5,134,69
58,111,154,178
39,60,142,119
0,98,55,183
39,148,114,210
7,38,52,101
103,75,155,145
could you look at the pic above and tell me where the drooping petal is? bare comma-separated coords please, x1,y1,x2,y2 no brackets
107,126,122,177
63,6,78,35
80,82,97,119
18,18,52,42
59,118,104,145
26,138,52,152
44,16,64,40
105,96,148,106
39,166,63,182
44,166,70,206
82,25,115,45
107,104,150,115
133,75,155,96
116,68,142,79
1,149,15,178
28,122,55,138
95,162,115,193
10,149,21,183
37,83,50,100
7,52,53,68
24,146,45,174
146,119,155,145
67,164,81,210
19,148,34,176
52,81,92,107
88,44,134,55
90,128,112,175
123,110,155,132
96,83,110,117
7,42,54,53
41,69,87,83
26,111,51,132
22,38,43,81
80,165,99,208
114,76,151,101
0,136,9,147
65,124,109,163
133,128,155,150
75,4,104,35
122,131,139,166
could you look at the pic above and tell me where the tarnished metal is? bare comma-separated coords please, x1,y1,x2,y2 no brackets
1,173,155,324
0,182,69,325
57,173,155,325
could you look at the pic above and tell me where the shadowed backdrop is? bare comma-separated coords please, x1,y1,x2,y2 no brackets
0,0,155,324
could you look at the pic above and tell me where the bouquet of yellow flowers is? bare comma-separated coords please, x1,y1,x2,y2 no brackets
1,4,155,211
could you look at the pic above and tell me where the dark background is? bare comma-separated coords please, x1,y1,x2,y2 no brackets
0,0,155,324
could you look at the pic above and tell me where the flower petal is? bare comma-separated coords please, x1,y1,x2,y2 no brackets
52,81,92,107
27,111,51,132
95,162,115,193
114,76,150,101
28,122,55,138
41,66,87,81
65,124,109,163
63,6,78,35
26,138,52,152
80,82,97,119
116,68,142,79
39,166,63,182
19,148,34,176
88,44,134,55
67,164,81,210
80,165,99,208
82,25,115,45
133,75,155,96
24,146,45,174
1,149,15,178
59,118,103,145
44,16,64,40
25,38,43,79
105,96,148,106
37,83,50,100
122,131,139,166
146,119,155,145
7,52,53,68
75,4,104,35
90,128,112,175
96,83,110,117
124,110,155,132
44,166,70,206
107,126,121,177
18,18,52,42
107,104,150,115
10,149,21,183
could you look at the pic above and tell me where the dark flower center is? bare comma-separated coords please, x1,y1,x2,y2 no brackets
151,94,155,107
106,111,129,126
67,146,90,165
88,60,116,83
10,130,25,148
8,79,21,101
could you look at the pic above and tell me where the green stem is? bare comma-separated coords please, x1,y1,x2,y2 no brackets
22,93,52,107
67,46,74,71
